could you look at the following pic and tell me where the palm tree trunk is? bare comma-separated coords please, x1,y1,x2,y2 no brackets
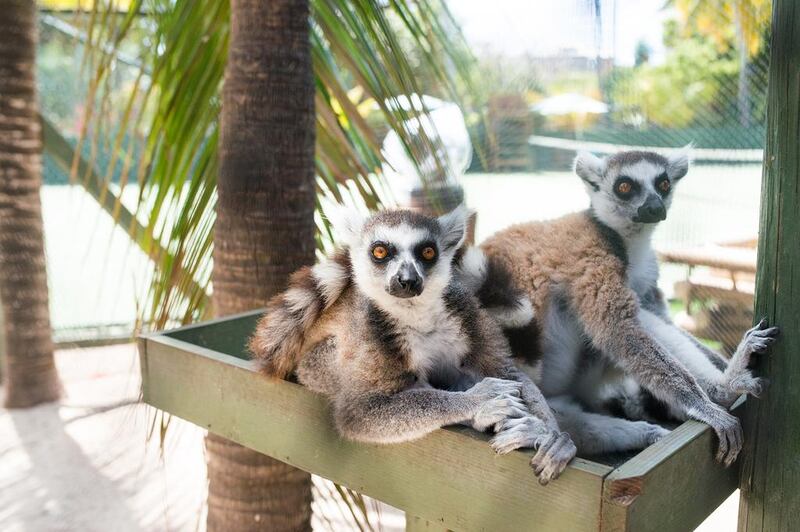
207,1,315,530
0,0,60,408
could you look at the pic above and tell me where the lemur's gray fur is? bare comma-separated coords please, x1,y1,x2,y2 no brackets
473,148,780,465
249,207,576,484
251,203,668,459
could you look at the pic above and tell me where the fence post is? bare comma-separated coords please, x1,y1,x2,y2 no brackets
737,1,800,530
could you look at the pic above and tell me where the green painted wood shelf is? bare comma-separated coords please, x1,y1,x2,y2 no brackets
140,310,739,532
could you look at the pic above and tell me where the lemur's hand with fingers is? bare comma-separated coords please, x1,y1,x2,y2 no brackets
690,403,743,466
466,378,528,432
724,318,780,399
490,415,576,485
741,318,781,358
530,431,576,485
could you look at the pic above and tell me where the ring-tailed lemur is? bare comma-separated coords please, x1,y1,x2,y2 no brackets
249,207,577,484
474,149,780,465
252,203,669,459
458,246,671,456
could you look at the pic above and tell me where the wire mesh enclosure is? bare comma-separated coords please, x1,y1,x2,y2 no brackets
38,2,771,354
457,0,771,355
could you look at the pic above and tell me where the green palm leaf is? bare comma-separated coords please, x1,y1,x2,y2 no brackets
74,2,478,529
78,0,478,330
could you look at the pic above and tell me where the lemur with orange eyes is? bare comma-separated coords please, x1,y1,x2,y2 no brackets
470,149,779,465
250,202,674,464
249,207,577,484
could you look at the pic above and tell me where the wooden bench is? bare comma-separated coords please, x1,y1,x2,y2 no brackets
139,310,740,532
660,241,757,353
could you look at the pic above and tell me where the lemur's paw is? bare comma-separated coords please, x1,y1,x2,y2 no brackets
642,423,670,446
693,404,742,466
530,431,576,485
729,373,769,398
740,318,780,358
490,415,551,454
467,377,522,400
468,378,526,432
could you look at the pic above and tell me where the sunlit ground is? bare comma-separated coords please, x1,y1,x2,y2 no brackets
0,344,403,532
43,164,762,336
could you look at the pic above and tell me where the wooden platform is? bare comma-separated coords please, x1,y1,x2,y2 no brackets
140,311,740,532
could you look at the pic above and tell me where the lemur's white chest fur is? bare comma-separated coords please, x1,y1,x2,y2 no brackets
624,230,659,297
401,312,469,378
377,295,469,378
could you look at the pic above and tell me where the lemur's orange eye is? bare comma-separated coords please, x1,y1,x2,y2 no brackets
658,179,671,193
421,246,436,261
617,181,632,194
371,245,389,260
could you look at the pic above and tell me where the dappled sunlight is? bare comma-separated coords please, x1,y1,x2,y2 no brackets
0,346,206,532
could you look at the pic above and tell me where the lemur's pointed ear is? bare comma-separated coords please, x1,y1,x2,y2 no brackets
438,204,471,251
574,152,605,190
325,203,365,247
666,144,692,181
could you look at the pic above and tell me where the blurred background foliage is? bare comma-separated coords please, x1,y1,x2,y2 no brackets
39,0,482,333
603,0,771,135
38,0,772,371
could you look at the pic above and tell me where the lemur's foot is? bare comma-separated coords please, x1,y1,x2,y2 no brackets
641,422,671,446
489,416,575,484
737,318,780,363
490,415,553,454
729,373,769,398
530,431,576,485
468,378,527,432
691,403,743,467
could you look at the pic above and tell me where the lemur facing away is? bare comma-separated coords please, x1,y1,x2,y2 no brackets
249,207,577,484
474,149,779,465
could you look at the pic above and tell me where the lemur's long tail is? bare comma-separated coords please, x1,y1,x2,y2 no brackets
249,250,351,378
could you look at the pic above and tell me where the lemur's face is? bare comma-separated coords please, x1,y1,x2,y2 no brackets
574,149,690,234
362,226,441,299
329,206,468,305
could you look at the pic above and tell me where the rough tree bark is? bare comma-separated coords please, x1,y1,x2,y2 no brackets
0,0,60,408
206,0,316,530
737,0,800,530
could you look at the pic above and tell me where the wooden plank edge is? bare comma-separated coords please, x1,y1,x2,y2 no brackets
601,401,746,532
142,333,612,479
142,308,265,339
140,333,613,531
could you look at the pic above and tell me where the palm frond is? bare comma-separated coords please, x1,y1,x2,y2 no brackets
76,2,478,526
78,0,478,330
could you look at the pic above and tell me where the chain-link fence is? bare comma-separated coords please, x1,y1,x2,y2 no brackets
457,0,771,353
39,3,771,351
38,11,149,344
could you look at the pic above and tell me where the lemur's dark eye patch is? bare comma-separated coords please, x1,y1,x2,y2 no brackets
370,243,392,262
415,242,438,263
655,173,671,195
614,177,637,199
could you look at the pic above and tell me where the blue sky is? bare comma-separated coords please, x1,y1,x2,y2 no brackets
449,0,673,66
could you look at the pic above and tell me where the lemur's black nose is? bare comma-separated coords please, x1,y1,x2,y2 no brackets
390,263,423,298
635,195,667,223
398,275,421,291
